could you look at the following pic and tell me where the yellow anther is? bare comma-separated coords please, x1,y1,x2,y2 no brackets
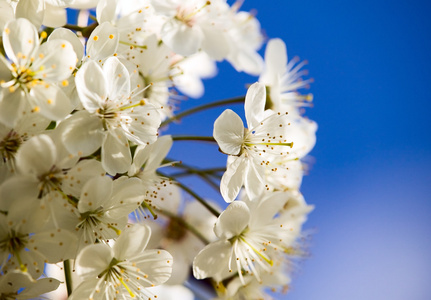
93,35,99,41
109,34,114,39
40,31,47,39
62,80,69,87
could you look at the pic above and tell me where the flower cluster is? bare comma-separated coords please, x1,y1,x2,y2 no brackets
0,0,316,299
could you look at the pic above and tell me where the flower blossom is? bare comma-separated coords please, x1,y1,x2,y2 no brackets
193,192,308,284
71,224,173,300
0,18,76,127
60,56,161,175
213,82,296,202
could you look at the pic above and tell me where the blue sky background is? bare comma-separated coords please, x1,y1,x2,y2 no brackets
166,0,431,299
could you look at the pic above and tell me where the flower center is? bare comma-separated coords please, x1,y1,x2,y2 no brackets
166,217,187,241
0,130,24,164
175,1,211,27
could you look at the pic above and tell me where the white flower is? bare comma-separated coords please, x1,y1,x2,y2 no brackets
125,34,174,119
62,56,161,175
259,38,313,112
74,176,144,248
0,110,49,172
0,134,105,226
225,9,264,75
71,224,173,300
84,21,120,64
193,192,308,284
3,0,74,29
0,271,60,299
0,18,76,127
152,0,231,59
213,82,294,202
172,51,217,99
0,212,77,279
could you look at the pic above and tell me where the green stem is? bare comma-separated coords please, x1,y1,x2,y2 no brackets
63,24,86,31
164,161,223,191
158,171,220,217
156,209,210,244
172,136,216,142
63,22,98,38
161,96,245,127
64,259,73,296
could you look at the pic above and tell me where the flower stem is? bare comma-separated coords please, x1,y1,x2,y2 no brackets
158,171,220,217
161,96,245,127
64,259,73,296
156,209,210,244
164,159,224,191
171,136,216,142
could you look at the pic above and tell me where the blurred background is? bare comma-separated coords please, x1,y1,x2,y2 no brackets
166,0,431,299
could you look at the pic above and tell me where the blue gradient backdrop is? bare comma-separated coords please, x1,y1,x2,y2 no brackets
167,1,431,299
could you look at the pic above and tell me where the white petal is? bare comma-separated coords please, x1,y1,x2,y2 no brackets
101,131,132,175
0,176,40,211
61,159,105,197
201,27,230,60
44,0,74,7
32,39,76,82
69,0,99,9
228,49,264,76
102,56,130,100
134,249,173,286
161,19,203,56
108,177,144,218
59,110,104,156
192,240,232,281
220,155,247,203
18,277,61,299
16,134,56,175
264,38,287,76
30,84,72,121
15,0,45,29
144,135,172,171
213,109,244,155
75,60,107,112
0,88,27,128
76,243,114,278
68,279,100,300
114,224,151,259
0,272,33,294
48,28,84,61
245,82,266,130
0,2,14,34
86,22,119,62
78,176,113,213
214,201,250,239
250,192,289,228
42,4,67,27
3,18,39,66
244,158,264,200
30,228,78,262
96,0,119,24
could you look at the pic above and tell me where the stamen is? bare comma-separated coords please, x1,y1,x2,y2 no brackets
239,237,273,266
